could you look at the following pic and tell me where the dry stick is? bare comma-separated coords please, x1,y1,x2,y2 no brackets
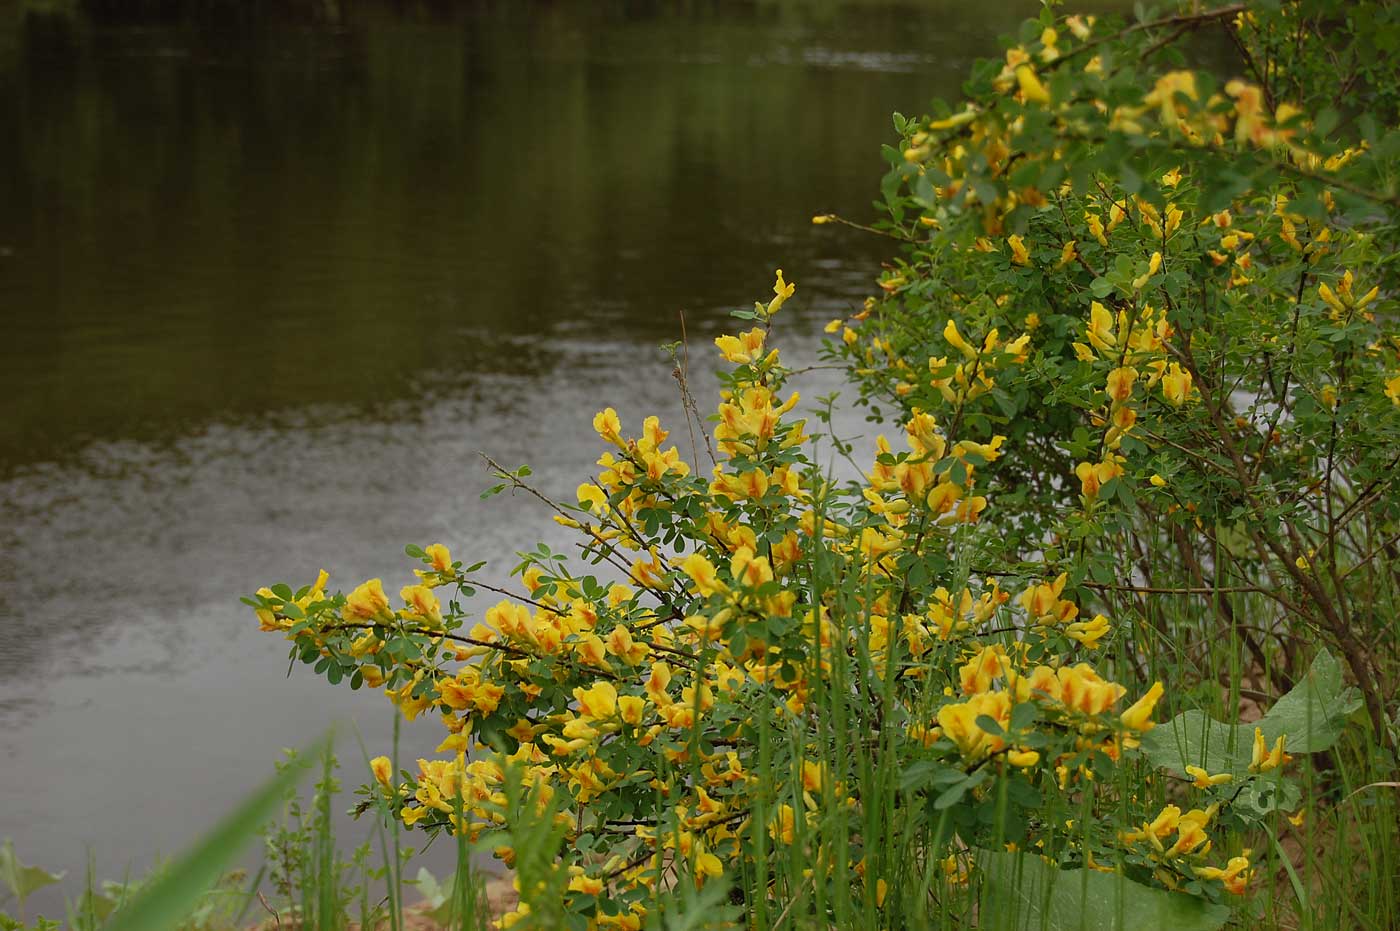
1051,3,1247,70
675,310,718,471
1081,581,1273,596
257,892,283,931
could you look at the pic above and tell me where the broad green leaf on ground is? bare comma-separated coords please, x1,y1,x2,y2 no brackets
976,850,1230,931
0,838,65,910
103,733,327,931
1140,649,1361,779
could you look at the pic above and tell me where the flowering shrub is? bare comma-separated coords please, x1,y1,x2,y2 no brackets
250,3,1396,928
820,0,1400,751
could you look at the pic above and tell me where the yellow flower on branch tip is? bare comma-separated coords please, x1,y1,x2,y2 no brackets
811,214,834,225
423,543,452,573
1149,473,1167,487
593,407,623,444
1015,64,1051,105
370,756,393,787
1120,681,1164,731
1185,765,1233,788
766,269,796,316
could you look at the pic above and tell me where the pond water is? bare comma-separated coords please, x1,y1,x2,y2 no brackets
0,0,1036,903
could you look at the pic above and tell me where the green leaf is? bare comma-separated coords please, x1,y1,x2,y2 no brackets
104,734,327,931
977,850,1229,931
0,839,65,908
1140,650,1361,779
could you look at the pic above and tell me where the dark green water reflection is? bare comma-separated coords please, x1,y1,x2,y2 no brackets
1,0,1034,467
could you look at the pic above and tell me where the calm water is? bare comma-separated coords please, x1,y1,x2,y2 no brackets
0,0,1034,899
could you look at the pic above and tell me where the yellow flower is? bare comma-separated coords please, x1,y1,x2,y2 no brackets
1007,234,1031,266
714,328,767,364
1248,727,1291,773
1007,749,1040,768
574,681,618,720
770,804,796,844
370,756,393,787
1015,64,1051,105
618,695,646,726
424,543,452,573
1185,765,1234,788
766,269,796,317
1195,855,1252,894
680,553,726,596
1160,363,1193,405
937,691,1012,759
574,633,609,668
943,319,978,359
568,874,604,896
928,108,978,131
1384,374,1400,406
1132,251,1162,290
1085,212,1108,247
1055,240,1078,269
1120,681,1164,731
1106,366,1137,403
593,407,624,444
1066,613,1112,650
1149,473,1167,488
1087,301,1117,353
400,584,442,626
345,578,392,622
